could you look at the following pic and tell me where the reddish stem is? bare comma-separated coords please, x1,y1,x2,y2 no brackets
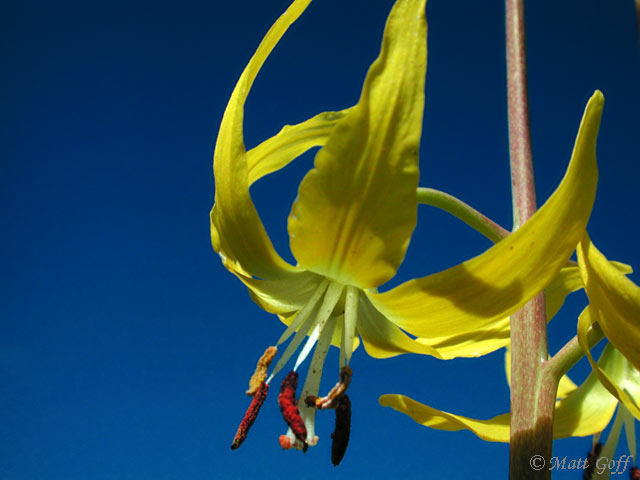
505,0,553,478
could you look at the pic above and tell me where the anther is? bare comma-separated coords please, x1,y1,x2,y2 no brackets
278,434,318,451
246,346,277,395
582,442,602,480
306,366,352,410
279,435,293,450
231,382,269,450
278,371,308,448
330,394,351,466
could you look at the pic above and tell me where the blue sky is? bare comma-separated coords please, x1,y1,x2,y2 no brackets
2,0,639,478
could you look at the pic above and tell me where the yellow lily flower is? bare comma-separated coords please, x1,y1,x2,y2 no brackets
211,0,601,456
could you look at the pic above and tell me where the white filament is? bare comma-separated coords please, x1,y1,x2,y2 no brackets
594,405,624,480
340,286,359,368
300,315,336,443
276,279,328,346
293,282,343,372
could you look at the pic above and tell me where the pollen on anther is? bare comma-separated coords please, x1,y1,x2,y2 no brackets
308,366,353,410
231,382,269,450
246,346,277,396
278,371,307,445
279,435,293,450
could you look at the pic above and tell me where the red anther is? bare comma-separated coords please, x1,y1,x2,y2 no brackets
330,394,351,466
279,435,293,450
630,466,640,480
230,382,269,450
278,371,307,446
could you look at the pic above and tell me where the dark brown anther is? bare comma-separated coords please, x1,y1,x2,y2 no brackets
582,442,602,480
330,394,351,466
278,371,307,446
231,382,269,450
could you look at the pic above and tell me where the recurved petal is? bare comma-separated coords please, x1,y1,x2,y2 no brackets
577,233,640,372
287,0,426,289
367,91,603,343
557,373,579,400
414,266,594,360
357,292,441,359
417,317,510,359
379,342,625,442
210,0,311,279
553,342,635,434
416,261,630,359
246,109,352,186
379,394,510,442
578,307,640,419
413,268,580,359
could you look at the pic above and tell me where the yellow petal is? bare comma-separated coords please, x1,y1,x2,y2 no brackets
246,109,351,186
552,342,627,436
418,261,630,359
379,342,625,442
210,0,311,279
556,375,579,399
414,266,590,359
368,91,603,345
414,269,576,359
357,291,441,359
578,307,640,419
577,233,640,372
379,394,511,442
417,317,510,359
288,0,426,289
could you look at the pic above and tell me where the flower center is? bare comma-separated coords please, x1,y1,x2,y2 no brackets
230,279,359,464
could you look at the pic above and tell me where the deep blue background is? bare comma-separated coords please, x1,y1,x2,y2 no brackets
2,0,638,478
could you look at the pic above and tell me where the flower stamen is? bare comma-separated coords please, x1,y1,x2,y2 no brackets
583,441,602,480
247,346,277,395
331,394,351,466
279,371,308,449
306,366,352,410
340,286,359,368
231,382,269,450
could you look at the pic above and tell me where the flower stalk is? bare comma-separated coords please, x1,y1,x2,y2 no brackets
505,0,554,477
416,187,510,244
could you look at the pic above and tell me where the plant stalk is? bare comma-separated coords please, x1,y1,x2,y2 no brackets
505,0,554,478
416,187,510,244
